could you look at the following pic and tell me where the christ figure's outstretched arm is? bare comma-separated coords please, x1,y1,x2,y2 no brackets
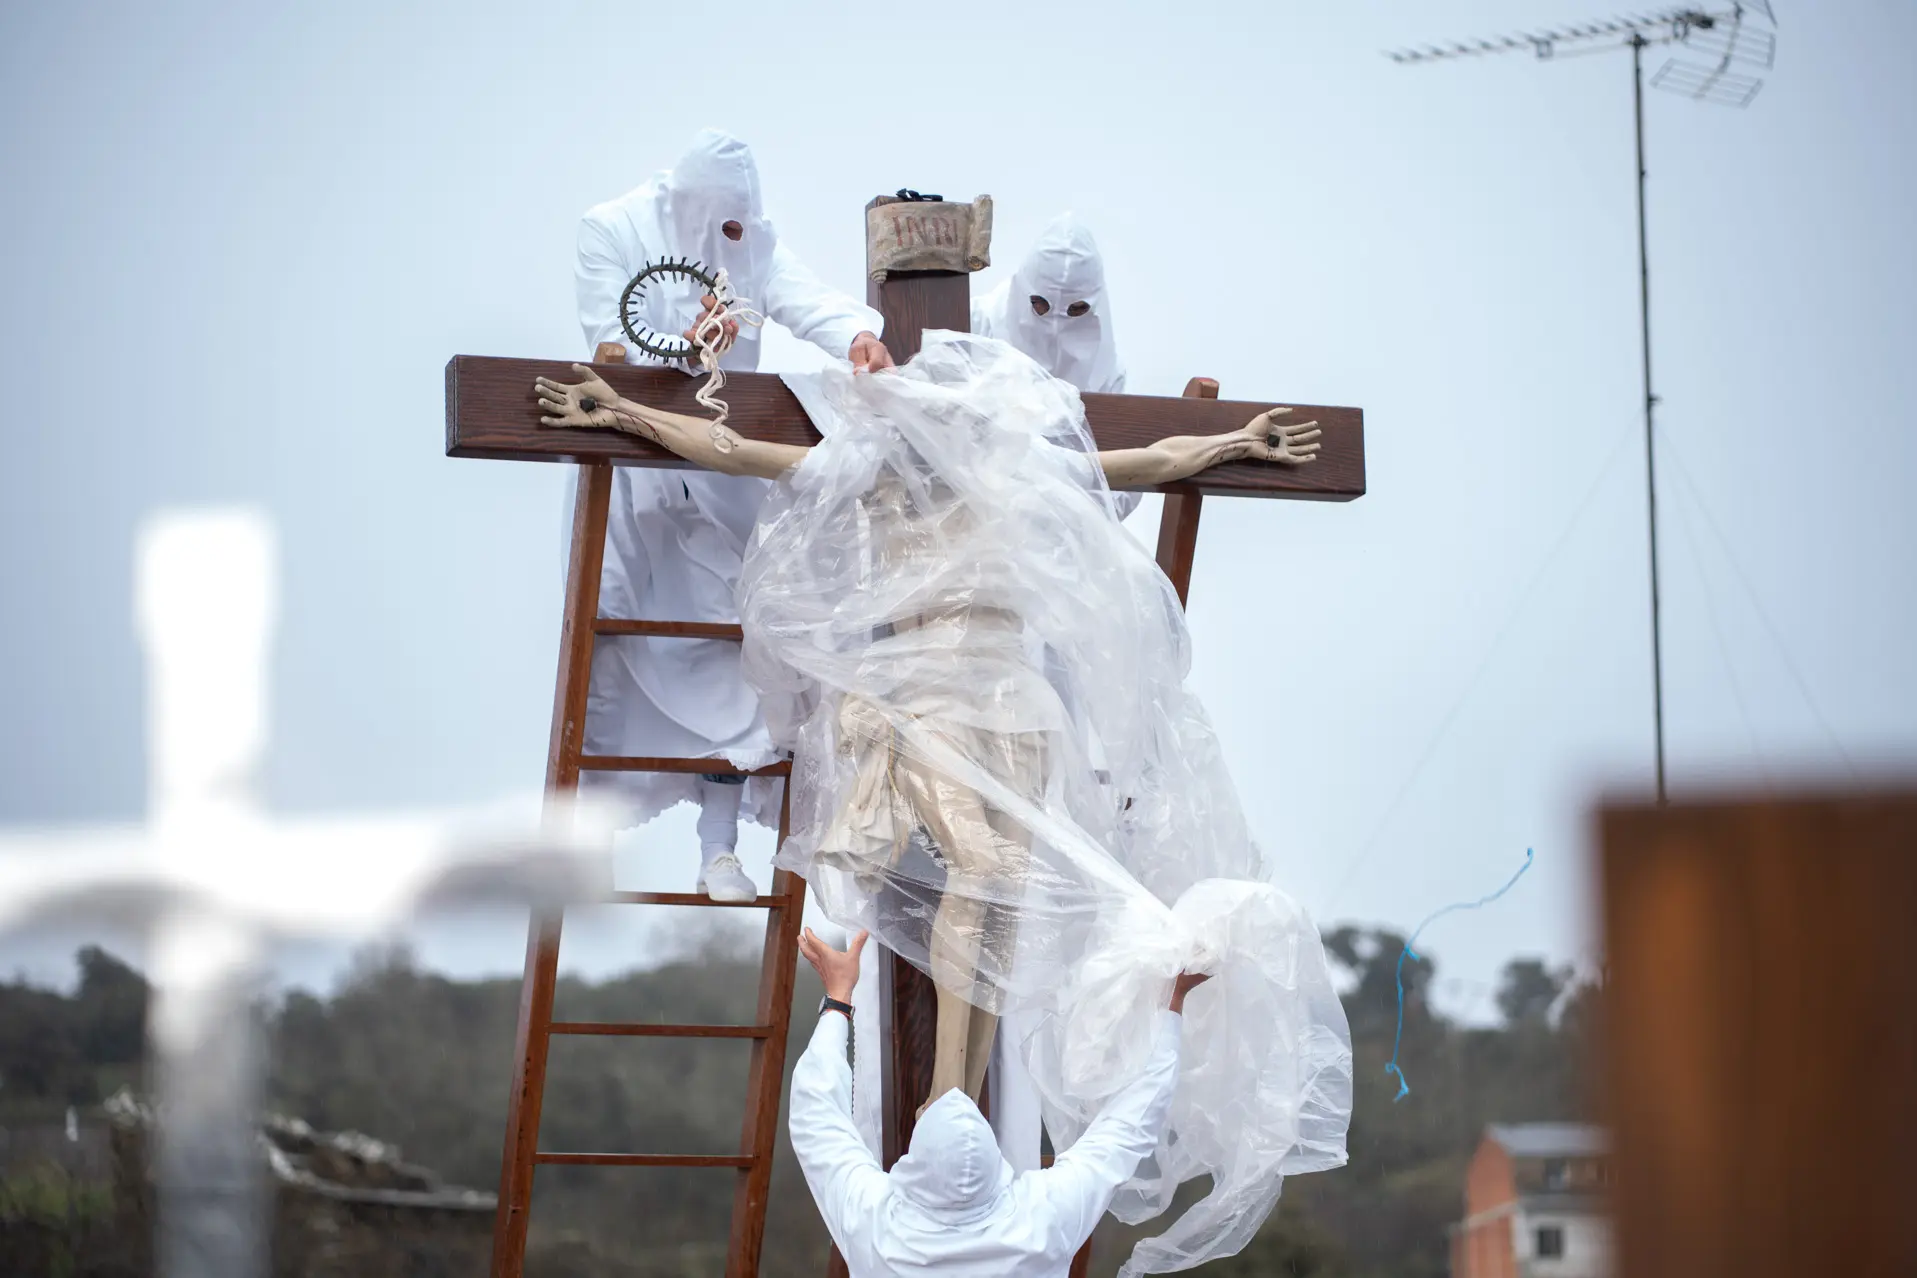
533,367,1322,485
1095,407,1321,484
535,366,809,481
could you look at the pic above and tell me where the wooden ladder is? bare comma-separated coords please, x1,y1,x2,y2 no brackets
489,461,809,1278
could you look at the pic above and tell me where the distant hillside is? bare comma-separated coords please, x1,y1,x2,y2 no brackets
0,933,1599,1277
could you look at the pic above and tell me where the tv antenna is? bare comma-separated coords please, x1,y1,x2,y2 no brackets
1388,5,1778,803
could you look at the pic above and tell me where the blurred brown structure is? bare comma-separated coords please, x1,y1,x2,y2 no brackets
1451,1123,1613,1278
106,1091,493,1277
1601,790,1917,1278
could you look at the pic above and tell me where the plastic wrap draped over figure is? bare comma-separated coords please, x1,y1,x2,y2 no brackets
737,335,1353,1275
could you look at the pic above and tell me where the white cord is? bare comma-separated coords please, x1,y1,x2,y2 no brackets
686,268,767,452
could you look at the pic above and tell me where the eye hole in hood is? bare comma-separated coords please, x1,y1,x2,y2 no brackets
657,129,775,297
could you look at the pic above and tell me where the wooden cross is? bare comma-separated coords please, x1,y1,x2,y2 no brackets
446,189,1364,1207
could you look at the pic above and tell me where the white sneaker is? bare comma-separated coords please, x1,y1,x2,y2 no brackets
697,846,758,903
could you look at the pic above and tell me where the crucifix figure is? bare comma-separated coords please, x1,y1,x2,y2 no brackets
0,509,617,1278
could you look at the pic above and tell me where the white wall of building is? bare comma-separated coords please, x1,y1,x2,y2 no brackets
1509,1209,1612,1278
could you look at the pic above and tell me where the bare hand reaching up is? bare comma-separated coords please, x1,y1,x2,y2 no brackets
799,927,868,1004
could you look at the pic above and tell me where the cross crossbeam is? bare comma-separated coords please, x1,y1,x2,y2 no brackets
444,356,1365,501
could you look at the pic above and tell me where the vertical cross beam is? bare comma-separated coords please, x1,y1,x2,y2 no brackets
1155,378,1217,606
139,511,278,1278
866,195,973,1168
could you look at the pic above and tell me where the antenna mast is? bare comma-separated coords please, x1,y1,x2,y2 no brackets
1389,5,1778,804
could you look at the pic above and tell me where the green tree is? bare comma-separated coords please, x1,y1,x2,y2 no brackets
72,947,147,1066
0,981,84,1105
1494,958,1570,1027
0,937,1604,1278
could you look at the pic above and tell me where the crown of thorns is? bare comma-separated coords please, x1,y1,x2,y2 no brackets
618,257,725,362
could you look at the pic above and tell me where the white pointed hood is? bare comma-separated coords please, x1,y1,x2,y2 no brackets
975,213,1123,393
887,1090,1015,1224
657,128,776,292
589,129,781,370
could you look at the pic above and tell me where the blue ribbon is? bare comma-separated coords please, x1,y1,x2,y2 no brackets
1383,847,1537,1101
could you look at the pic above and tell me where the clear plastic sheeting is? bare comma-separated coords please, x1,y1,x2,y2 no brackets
742,332,1352,1275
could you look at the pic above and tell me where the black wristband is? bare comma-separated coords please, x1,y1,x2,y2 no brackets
819,996,854,1020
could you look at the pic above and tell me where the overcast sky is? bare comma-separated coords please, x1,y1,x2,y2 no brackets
2,0,1912,1020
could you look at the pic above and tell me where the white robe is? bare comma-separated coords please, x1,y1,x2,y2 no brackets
570,130,882,830
790,1008,1181,1278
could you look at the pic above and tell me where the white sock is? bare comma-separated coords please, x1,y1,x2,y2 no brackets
696,779,744,855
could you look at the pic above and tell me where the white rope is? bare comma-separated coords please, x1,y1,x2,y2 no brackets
686,267,766,453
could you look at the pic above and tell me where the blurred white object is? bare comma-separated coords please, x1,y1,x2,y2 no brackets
0,508,618,1278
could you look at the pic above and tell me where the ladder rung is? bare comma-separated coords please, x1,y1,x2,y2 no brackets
550,1022,772,1039
594,619,744,641
533,1153,756,1168
608,891,796,909
579,755,791,776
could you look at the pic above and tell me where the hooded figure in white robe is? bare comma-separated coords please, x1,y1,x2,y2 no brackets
790,1004,1182,1278
571,129,883,899
972,213,1137,522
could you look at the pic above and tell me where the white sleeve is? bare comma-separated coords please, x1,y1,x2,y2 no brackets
851,941,884,1157
575,214,638,359
760,242,883,359
788,1011,887,1255
1033,1010,1182,1250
